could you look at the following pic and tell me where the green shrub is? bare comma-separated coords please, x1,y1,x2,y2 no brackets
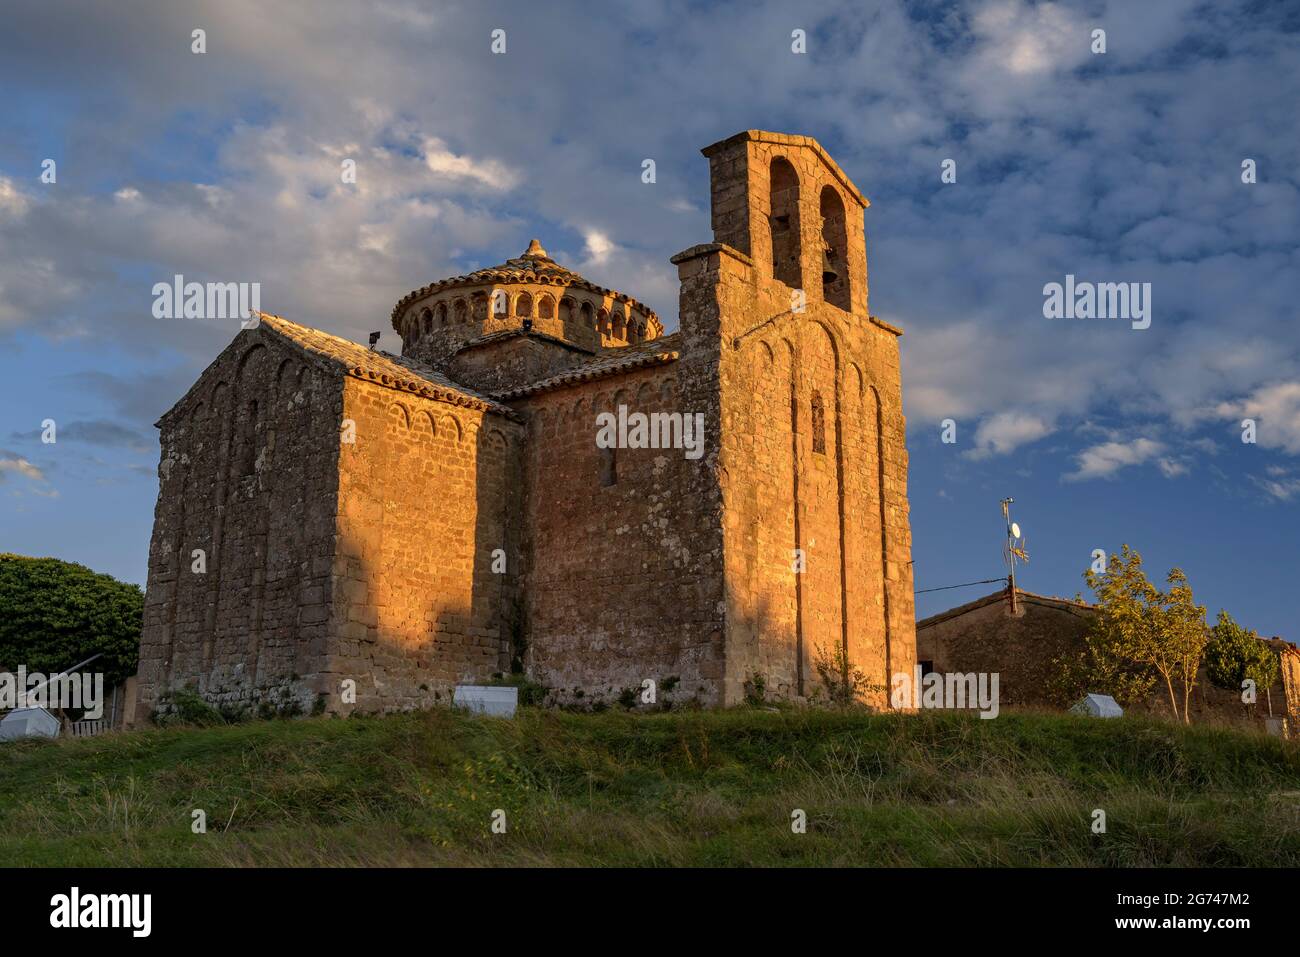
0,554,142,686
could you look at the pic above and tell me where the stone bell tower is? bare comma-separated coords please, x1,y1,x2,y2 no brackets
671,130,915,706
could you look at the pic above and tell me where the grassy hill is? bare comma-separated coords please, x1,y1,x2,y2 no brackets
1,707,1298,866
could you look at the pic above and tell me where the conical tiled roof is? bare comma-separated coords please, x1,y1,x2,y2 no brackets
454,238,585,285
389,240,658,329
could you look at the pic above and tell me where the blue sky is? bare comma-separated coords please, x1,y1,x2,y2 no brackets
0,0,1297,636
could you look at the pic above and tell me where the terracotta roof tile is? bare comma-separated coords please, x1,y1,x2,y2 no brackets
491,333,681,400
256,313,518,418
390,239,660,332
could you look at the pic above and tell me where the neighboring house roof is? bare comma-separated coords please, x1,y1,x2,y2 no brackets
492,333,681,401
918,590,1295,661
916,587,1096,630
1263,636,1300,659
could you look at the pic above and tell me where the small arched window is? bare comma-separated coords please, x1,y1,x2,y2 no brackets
420,308,432,335
538,295,554,319
516,293,533,318
454,299,469,324
811,390,826,455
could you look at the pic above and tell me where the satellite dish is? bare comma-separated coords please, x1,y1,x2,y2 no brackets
1010,522,1021,539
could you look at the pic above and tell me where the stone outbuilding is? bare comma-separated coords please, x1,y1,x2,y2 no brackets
917,585,1300,724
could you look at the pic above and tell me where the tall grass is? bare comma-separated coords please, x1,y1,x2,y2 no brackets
0,708,1296,866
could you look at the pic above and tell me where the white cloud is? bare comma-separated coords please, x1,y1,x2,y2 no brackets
421,137,519,191
972,0,1088,77
1252,470,1300,502
581,230,616,267
0,0,1294,485
1215,381,1300,454
1065,437,1166,481
1157,457,1189,478
965,411,1054,459
0,177,31,219
0,452,46,482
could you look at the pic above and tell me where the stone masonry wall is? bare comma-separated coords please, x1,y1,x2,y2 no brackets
515,364,725,707
138,333,343,719
447,334,592,395
327,376,524,713
917,594,1094,708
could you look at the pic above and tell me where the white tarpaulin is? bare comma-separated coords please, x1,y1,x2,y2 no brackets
1070,693,1123,718
0,707,62,741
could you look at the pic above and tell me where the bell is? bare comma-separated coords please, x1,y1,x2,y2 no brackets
821,246,839,285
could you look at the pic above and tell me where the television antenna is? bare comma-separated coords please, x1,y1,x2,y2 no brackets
1000,497,1029,614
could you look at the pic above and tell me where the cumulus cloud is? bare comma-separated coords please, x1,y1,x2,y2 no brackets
965,411,1054,459
1214,381,1300,454
1065,437,1166,482
969,0,1090,77
0,0,1296,493
0,177,31,219
581,230,616,267
1157,457,1189,479
421,137,520,191
1251,468,1300,503
0,451,44,481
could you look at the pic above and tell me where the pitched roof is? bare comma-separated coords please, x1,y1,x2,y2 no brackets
916,587,1096,630
491,333,681,400
255,314,519,418
700,130,870,208
455,327,596,357
159,313,520,426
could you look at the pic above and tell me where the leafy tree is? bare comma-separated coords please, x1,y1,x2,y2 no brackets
1067,545,1209,723
1205,610,1279,711
0,554,142,687
1154,568,1210,724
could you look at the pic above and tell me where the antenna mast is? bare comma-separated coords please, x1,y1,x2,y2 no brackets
999,497,1028,616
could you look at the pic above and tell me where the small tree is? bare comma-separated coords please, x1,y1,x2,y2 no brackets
1153,568,1210,724
1205,610,1279,713
1068,545,1160,706
1073,545,1208,723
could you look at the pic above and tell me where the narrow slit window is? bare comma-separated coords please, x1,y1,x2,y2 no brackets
600,445,617,486
811,390,826,455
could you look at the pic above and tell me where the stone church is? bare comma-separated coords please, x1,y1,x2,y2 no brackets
136,130,916,718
